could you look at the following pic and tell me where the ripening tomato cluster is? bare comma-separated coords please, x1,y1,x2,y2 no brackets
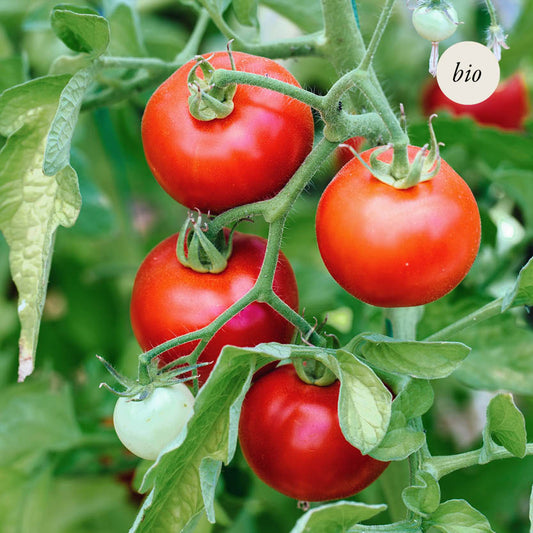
118,50,483,501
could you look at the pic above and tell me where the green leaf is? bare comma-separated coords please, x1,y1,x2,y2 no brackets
370,411,425,461
0,378,82,465
423,499,495,532
370,379,432,461
132,344,286,532
393,379,434,420
233,0,258,27
480,393,526,462
0,75,71,136
290,501,387,533
0,466,136,533
454,314,533,394
43,66,94,175
502,257,533,310
106,0,146,57
402,470,440,516
0,76,81,380
51,5,110,56
326,349,392,454
0,56,26,93
347,334,471,379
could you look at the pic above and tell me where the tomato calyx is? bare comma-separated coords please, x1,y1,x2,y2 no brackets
293,358,337,386
345,115,442,188
187,53,237,121
97,354,204,401
176,211,237,273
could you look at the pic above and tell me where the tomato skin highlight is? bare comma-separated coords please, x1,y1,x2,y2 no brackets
422,73,530,131
238,365,389,502
315,145,481,308
130,232,299,385
141,51,314,213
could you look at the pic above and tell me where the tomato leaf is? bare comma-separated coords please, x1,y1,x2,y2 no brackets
480,393,526,462
106,0,147,57
0,76,81,381
402,470,441,516
368,379,433,461
51,5,110,56
0,377,82,465
290,501,387,533
0,56,26,93
233,0,258,27
370,411,425,461
393,378,434,420
132,344,287,532
502,257,533,310
43,66,94,176
453,313,533,394
422,499,495,532
346,334,471,379
322,349,392,454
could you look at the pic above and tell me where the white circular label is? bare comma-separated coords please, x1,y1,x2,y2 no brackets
436,41,500,105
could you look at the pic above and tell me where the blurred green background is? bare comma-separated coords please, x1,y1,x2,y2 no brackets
0,0,532,531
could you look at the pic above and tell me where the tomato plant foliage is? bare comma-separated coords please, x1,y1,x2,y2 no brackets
0,0,532,533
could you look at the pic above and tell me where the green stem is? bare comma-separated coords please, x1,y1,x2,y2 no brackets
210,136,341,234
423,298,503,342
255,219,287,292
425,443,533,480
320,0,409,174
175,8,210,63
483,0,499,26
359,0,396,71
82,71,169,111
266,293,327,347
212,69,324,110
97,56,176,71
265,137,338,222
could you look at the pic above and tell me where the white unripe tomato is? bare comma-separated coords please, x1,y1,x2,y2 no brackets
113,383,195,460
412,3,458,43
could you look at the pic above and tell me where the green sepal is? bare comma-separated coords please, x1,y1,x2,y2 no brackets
187,55,237,121
176,212,234,273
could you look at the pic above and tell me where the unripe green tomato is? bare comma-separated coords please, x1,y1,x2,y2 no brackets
113,383,195,460
412,3,458,42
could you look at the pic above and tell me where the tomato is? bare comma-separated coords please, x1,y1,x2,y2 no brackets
411,2,458,43
130,231,299,385
315,145,481,308
238,364,389,501
335,136,365,169
113,383,195,460
141,51,314,213
422,73,530,131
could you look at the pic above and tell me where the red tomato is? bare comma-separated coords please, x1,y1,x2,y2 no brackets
130,232,298,385
239,365,389,501
335,136,365,169
422,73,530,131
315,145,481,308
141,51,314,213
